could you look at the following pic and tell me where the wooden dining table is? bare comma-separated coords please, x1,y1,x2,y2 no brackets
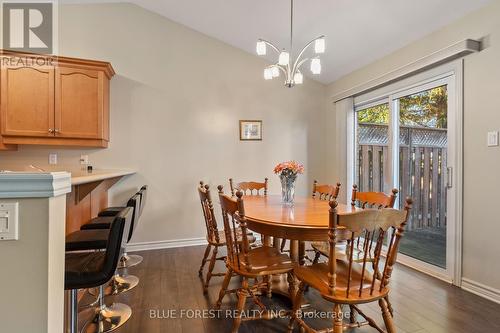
243,194,360,265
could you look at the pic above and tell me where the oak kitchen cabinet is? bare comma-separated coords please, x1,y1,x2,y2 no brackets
0,52,114,148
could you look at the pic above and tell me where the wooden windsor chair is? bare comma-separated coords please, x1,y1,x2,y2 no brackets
216,187,295,333
229,178,271,245
197,182,256,294
311,185,398,264
288,198,412,333
229,178,268,196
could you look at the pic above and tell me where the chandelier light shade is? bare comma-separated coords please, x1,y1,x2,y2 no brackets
256,41,267,56
256,0,325,88
293,71,303,84
310,58,321,75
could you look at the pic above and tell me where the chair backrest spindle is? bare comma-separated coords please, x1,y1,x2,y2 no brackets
327,198,412,299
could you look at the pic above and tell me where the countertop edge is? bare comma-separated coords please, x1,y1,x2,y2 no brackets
71,170,136,185
0,172,72,198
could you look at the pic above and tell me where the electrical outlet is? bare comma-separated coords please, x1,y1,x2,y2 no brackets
48,153,58,165
80,154,89,165
487,131,499,147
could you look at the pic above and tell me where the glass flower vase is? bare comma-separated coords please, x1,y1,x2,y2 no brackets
280,174,297,205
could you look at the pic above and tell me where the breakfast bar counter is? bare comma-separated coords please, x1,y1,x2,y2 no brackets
66,169,136,234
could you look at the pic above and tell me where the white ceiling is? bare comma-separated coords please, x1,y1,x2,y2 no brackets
62,0,492,84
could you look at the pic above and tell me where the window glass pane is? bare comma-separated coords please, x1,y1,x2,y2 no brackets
398,85,448,269
355,103,389,193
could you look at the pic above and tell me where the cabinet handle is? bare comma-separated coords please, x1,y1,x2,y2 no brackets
48,128,54,133
54,129,60,134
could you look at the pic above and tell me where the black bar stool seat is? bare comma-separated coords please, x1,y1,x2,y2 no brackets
66,229,109,252
80,216,114,230
98,207,124,217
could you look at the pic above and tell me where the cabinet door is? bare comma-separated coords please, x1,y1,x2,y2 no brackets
54,67,104,139
1,65,55,137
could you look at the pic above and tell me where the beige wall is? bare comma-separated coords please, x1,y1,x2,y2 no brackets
0,3,327,244
326,0,500,289
0,196,66,333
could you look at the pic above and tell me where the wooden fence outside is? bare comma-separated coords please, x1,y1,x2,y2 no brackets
357,124,447,231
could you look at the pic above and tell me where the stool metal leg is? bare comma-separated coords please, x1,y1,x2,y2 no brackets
104,273,139,296
89,269,139,297
81,285,131,333
118,252,143,268
68,289,78,333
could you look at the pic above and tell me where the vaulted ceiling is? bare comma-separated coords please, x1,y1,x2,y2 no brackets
62,0,492,84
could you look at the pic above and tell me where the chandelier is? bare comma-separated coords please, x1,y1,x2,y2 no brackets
256,0,325,87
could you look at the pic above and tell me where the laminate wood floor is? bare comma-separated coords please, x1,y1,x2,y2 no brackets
81,246,500,333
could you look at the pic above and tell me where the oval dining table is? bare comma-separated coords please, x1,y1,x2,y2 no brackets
242,194,360,300
243,195,360,265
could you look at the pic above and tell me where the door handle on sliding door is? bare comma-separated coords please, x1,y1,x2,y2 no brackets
447,167,453,189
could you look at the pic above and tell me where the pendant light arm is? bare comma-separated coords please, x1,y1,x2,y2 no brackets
293,58,309,75
291,35,325,75
265,64,288,76
258,39,281,54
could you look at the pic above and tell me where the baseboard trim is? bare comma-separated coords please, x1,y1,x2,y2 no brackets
461,278,500,305
127,237,207,252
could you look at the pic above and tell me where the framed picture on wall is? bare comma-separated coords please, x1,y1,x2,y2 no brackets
239,120,262,141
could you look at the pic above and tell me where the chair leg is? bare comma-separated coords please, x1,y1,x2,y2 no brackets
287,271,296,299
385,295,394,317
199,244,212,277
215,267,233,309
280,238,287,252
333,303,343,333
349,305,356,324
232,278,249,333
263,275,272,298
203,246,218,294
379,298,396,333
287,281,305,333
312,251,321,264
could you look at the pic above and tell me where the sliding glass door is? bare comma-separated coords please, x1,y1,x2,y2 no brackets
395,84,448,269
352,71,460,283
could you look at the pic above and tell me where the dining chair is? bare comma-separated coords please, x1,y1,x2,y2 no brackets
311,185,398,264
216,187,295,333
288,198,412,333
312,179,342,200
229,178,271,246
229,178,268,196
197,182,256,294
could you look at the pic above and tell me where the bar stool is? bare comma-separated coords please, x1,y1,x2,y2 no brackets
66,194,141,296
65,207,132,333
88,185,148,268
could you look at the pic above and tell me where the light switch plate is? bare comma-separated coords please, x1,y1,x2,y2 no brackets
49,153,58,165
0,202,19,241
487,131,499,147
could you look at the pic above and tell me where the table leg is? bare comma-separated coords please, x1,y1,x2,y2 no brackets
290,240,299,263
262,235,272,247
273,237,281,251
299,241,306,266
